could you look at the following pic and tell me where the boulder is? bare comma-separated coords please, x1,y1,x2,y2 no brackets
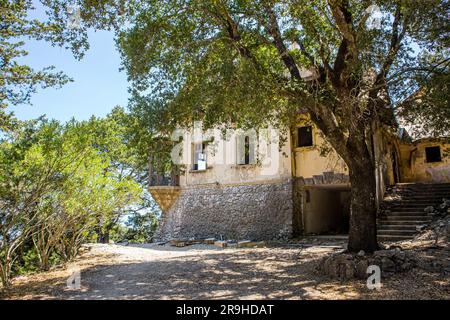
374,249,396,259
355,259,369,279
424,206,435,213
381,258,396,273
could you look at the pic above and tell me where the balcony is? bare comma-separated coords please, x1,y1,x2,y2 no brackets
148,173,181,212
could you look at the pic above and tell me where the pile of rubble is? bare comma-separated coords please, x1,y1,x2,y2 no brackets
319,248,417,280
416,198,450,243
423,197,450,220
320,198,450,280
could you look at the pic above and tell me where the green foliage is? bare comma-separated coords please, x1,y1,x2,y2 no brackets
122,195,160,243
0,115,144,287
0,0,72,129
108,224,128,243
397,57,450,138
13,245,40,276
41,1,449,139
124,213,158,243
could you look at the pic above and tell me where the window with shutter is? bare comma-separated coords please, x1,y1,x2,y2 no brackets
237,134,256,165
193,142,207,170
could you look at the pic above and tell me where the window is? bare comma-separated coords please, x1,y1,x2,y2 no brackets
425,146,442,163
297,126,313,147
193,142,207,170
237,135,256,165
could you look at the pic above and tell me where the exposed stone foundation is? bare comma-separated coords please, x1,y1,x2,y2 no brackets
154,181,293,241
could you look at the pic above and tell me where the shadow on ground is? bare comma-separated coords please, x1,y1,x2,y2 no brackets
56,249,339,299
2,245,449,300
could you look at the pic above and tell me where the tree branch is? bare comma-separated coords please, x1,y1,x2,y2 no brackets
328,0,358,87
262,6,301,80
377,5,408,82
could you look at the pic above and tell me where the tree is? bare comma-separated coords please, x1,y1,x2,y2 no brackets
43,0,449,252
122,192,160,243
0,0,71,129
78,110,146,242
396,59,449,138
0,117,143,286
0,119,65,286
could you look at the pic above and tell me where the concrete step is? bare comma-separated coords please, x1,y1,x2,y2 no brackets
383,198,441,205
377,234,414,241
388,192,450,197
380,211,429,216
389,188,450,192
378,229,417,236
390,199,446,204
384,201,447,207
380,215,432,221
386,196,447,200
378,183,447,242
383,206,432,212
378,224,418,231
391,184,450,189
391,183,450,188
377,220,428,225
391,186,450,190
389,193,449,197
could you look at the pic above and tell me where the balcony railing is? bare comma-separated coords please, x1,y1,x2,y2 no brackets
149,173,180,187
148,173,181,212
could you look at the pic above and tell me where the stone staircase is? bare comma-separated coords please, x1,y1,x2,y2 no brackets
377,183,450,242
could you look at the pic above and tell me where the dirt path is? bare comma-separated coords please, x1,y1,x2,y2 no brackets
3,242,449,300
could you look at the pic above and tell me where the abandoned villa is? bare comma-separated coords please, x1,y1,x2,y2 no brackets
149,116,450,243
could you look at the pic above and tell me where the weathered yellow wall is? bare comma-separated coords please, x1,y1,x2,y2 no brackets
399,139,450,183
292,119,348,179
179,128,292,187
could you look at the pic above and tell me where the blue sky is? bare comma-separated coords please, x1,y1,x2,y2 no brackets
8,2,129,122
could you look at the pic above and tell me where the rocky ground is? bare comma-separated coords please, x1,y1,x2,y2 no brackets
320,212,450,282
1,234,448,300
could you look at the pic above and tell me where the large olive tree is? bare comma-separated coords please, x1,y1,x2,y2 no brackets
42,0,449,252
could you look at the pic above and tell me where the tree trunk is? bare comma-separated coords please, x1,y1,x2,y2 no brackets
347,157,379,253
97,230,110,244
148,153,153,187
39,252,50,271
0,256,12,289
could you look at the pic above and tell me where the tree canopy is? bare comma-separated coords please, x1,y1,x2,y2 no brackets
41,0,449,134
0,112,160,287
0,0,72,129
40,0,449,252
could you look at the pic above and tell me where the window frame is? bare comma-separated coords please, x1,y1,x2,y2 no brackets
236,134,257,165
192,142,207,171
297,126,313,148
425,146,442,163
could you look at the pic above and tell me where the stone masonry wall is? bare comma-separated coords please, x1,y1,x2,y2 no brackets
154,181,293,242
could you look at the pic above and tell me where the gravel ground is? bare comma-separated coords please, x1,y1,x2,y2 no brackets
3,241,449,300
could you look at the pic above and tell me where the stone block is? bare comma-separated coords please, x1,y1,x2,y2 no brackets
323,171,335,184
237,240,265,248
214,241,228,248
204,238,216,245
313,175,324,184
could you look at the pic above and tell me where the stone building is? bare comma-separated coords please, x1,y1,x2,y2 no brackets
150,120,449,242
